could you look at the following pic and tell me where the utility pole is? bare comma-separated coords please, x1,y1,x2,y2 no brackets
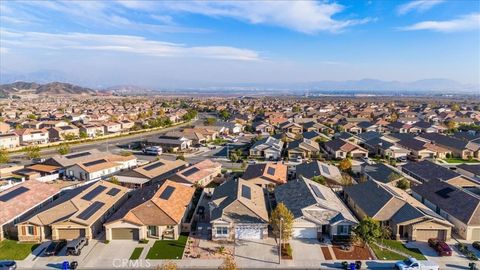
233,224,236,258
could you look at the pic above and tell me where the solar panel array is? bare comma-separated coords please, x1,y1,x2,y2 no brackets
241,185,251,200
267,167,276,176
435,187,455,198
309,184,325,200
159,186,176,200
143,161,165,171
81,185,107,201
0,186,30,202
77,201,105,220
65,152,91,159
321,165,330,175
106,188,121,196
83,159,107,167
182,167,200,177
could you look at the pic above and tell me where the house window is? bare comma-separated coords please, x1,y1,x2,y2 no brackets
216,227,228,236
148,226,158,236
27,226,34,235
337,225,350,235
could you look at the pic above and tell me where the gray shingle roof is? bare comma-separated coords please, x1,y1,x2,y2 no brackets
402,160,459,182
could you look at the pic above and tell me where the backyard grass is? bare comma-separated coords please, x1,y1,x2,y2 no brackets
130,247,144,260
377,240,426,260
442,158,479,164
0,240,39,260
146,234,188,259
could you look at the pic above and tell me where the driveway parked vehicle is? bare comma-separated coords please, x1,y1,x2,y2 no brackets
66,237,88,256
44,240,67,256
428,238,452,256
0,261,16,270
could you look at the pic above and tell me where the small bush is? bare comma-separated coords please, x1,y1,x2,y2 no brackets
139,239,149,244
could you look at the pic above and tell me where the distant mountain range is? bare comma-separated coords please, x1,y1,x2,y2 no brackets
0,82,97,96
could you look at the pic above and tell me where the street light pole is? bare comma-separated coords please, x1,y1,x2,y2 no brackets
279,217,283,264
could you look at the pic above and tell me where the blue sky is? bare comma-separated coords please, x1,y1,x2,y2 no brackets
0,0,479,88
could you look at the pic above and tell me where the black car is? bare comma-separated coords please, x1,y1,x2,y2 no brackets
0,260,16,270
44,240,67,256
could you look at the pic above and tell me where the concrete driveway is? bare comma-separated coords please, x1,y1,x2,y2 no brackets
234,238,279,265
83,239,147,269
17,239,100,270
290,238,325,260
405,240,474,269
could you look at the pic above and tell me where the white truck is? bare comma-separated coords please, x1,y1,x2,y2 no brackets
395,258,439,270
142,146,162,156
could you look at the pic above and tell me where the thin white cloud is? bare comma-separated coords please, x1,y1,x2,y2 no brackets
0,29,261,61
155,1,372,34
397,0,444,16
400,13,480,32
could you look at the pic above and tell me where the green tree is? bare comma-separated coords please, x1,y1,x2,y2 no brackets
270,202,294,248
79,131,88,139
57,144,70,155
311,175,326,185
451,103,460,111
24,145,41,159
110,176,121,185
229,153,239,163
396,179,410,190
176,155,185,161
204,117,217,126
387,172,402,182
63,133,77,141
0,148,10,164
27,114,37,120
352,217,383,247
218,109,231,121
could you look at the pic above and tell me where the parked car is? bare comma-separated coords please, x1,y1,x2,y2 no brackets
142,146,162,156
0,261,16,270
395,258,439,270
44,240,67,256
396,156,407,162
428,238,452,256
66,237,88,256
473,241,480,251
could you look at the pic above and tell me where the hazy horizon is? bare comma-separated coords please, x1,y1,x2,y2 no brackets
1,1,479,88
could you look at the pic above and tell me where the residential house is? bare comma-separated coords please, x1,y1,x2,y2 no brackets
209,179,269,241
411,179,480,241
0,133,20,149
65,155,137,182
14,128,49,145
287,138,320,159
48,125,80,141
169,159,222,187
241,163,288,187
275,176,357,239
295,161,343,185
249,136,284,160
323,138,368,159
148,135,192,152
0,180,61,240
115,159,187,188
417,133,480,160
104,180,194,241
17,180,129,242
103,122,122,134
402,160,478,188
344,180,453,241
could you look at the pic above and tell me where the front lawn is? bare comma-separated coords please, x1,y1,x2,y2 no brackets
377,240,426,260
146,234,188,259
371,243,405,260
442,158,479,164
0,240,39,260
130,247,143,260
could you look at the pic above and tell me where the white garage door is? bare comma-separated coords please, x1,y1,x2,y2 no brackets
292,227,317,239
472,228,480,241
235,226,262,239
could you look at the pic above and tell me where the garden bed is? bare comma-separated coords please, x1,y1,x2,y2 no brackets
379,240,426,260
332,244,373,260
